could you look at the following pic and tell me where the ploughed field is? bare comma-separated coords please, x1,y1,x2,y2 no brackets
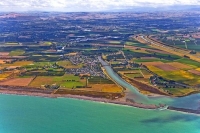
145,60,200,86
0,77,34,86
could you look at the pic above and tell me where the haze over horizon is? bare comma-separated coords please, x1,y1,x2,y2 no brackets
0,0,200,12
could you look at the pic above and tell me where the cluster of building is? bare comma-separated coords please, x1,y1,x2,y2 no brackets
66,54,105,78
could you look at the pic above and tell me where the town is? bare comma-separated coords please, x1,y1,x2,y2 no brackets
0,11,200,98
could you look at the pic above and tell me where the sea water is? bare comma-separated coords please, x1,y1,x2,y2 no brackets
0,94,200,133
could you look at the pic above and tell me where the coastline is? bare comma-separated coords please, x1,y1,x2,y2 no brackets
0,89,158,110
0,85,160,110
1,86,200,115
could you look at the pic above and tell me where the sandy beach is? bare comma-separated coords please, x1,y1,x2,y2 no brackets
0,85,158,110
1,85,200,115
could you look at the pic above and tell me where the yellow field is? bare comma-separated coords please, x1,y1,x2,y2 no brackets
65,52,78,56
12,61,33,66
196,68,200,71
171,70,194,80
101,84,122,93
147,65,163,72
0,72,13,80
147,65,200,85
85,84,123,93
108,41,121,44
2,61,33,68
43,42,52,45
9,50,25,56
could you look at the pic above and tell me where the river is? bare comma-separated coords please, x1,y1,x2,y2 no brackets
98,56,200,110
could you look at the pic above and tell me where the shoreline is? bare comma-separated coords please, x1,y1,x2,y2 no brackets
1,87,200,115
0,88,159,110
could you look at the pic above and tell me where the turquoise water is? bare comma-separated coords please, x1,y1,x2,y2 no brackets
0,94,200,133
1,58,200,132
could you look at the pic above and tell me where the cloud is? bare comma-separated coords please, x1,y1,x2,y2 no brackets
0,0,200,11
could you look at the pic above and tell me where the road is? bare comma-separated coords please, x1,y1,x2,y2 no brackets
134,35,200,63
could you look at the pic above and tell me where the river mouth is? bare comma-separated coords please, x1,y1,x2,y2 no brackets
98,56,200,110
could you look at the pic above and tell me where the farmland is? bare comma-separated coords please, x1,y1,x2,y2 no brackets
0,77,34,86
154,64,179,71
87,84,123,93
0,42,122,98
1,11,200,98
9,50,25,56
166,62,193,70
88,76,114,84
29,74,84,88
155,35,200,52
0,72,13,80
57,61,82,69
104,34,200,96
0,60,5,64
6,61,33,67
146,63,200,86
188,69,200,76
133,58,170,63
175,58,200,67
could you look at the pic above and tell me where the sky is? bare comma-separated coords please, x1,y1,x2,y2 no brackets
0,0,200,12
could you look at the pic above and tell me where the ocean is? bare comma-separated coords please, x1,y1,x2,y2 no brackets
0,94,199,133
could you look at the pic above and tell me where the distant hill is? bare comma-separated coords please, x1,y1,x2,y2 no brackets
105,5,200,12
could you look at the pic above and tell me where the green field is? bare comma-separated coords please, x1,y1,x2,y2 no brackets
32,62,55,66
176,58,200,67
29,74,84,88
134,58,171,63
125,73,143,78
9,50,25,56
125,41,152,48
21,61,65,76
24,62,56,70
57,61,82,68
148,65,200,85
88,76,114,84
